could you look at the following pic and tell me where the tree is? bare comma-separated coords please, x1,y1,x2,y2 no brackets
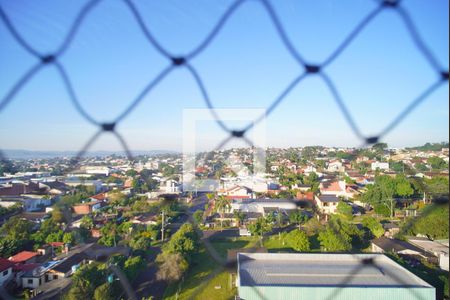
403,204,449,239
124,256,145,281
193,210,204,224
389,161,405,173
318,228,351,252
248,217,272,246
51,208,65,224
98,222,119,247
215,195,231,229
234,210,245,227
63,232,75,244
361,175,397,218
164,223,198,257
93,283,114,300
129,236,152,252
0,216,33,240
427,156,448,170
65,263,106,300
289,211,307,229
372,143,388,152
286,229,310,252
80,215,94,230
424,176,449,201
108,190,127,206
415,163,429,172
336,201,353,219
395,174,414,198
362,217,384,238
156,252,188,282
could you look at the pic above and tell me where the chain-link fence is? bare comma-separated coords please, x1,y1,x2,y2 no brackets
0,0,448,299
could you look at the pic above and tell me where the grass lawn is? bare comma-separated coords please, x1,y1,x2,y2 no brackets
263,234,295,252
163,245,217,300
194,270,236,300
209,236,259,259
163,243,237,300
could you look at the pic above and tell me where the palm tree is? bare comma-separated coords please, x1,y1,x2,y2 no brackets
234,210,245,228
215,195,231,229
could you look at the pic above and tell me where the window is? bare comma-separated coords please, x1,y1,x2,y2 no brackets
2,270,8,276
28,279,33,284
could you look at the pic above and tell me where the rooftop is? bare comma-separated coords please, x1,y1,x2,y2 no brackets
238,253,433,288
9,251,39,263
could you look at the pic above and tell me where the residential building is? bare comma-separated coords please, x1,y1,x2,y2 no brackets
314,194,339,215
319,180,347,198
72,201,104,215
371,161,390,171
9,251,39,264
0,257,14,286
408,238,449,271
230,198,297,216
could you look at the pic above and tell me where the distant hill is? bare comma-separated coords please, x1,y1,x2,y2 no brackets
2,149,178,159
407,142,449,152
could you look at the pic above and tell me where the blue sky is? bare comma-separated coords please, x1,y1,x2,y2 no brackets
0,0,448,152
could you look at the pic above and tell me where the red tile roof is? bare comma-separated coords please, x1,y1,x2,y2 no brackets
9,251,38,263
0,257,14,272
49,242,65,247
320,181,344,192
91,193,107,201
13,263,40,272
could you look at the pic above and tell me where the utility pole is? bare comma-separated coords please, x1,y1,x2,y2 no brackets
161,210,165,242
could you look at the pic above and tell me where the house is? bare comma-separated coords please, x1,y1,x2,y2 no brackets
219,185,253,199
84,166,110,176
131,213,159,226
21,260,60,289
72,201,104,215
12,263,40,287
64,178,103,193
47,253,88,278
371,237,428,260
408,237,449,271
90,192,108,202
319,180,347,198
295,191,314,202
371,161,389,171
327,160,344,173
382,222,400,238
0,257,14,286
230,198,297,216
9,251,39,264
291,183,311,192
237,253,435,300
314,194,339,215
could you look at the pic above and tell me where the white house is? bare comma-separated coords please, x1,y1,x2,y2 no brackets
84,166,110,176
230,198,297,216
327,160,344,173
371,162,389,171
0,258,14,286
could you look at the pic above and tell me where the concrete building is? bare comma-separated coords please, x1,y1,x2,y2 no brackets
237,253,435,300
229,198,297,216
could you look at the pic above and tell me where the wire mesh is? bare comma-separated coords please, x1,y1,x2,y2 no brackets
0,0,448,299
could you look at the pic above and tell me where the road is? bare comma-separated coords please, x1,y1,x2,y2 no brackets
132,194,208,300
